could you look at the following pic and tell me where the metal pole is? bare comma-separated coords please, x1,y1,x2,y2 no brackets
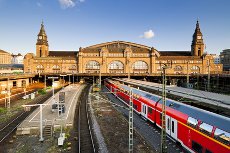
187,61,189,88
129,85,133,153
161,67,167,153
99,65,101,90
39,105,44,142
5,93,6,108
207,60,210,91
7,78,10,109
44,75,46,89
52,78,55,101
73,73,74,85
128,62,130,80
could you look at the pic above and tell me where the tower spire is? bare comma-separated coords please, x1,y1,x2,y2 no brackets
36,21,49,57
191,20,204,56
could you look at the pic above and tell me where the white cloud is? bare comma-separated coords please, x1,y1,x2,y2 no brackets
58,0,85,9
140,30,154,39
59,0,76,9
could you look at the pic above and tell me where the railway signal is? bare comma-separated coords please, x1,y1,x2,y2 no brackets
48,76,58,103
161,64,171,153
128,85,134,153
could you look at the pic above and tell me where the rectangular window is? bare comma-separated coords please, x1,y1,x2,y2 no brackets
167,118,170,130
148,107,152,114
187,117,198,128
214,128,230,145
199,122,213,136
172,121,174,133
205,149,213,153
192,141,203,153
133,104,137,110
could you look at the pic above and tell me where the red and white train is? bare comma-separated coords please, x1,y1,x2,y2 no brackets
104,79,230,153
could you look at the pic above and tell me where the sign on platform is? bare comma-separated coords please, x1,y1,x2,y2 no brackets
59,92,65,103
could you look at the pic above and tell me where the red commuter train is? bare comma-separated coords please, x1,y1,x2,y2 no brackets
104,79,230,153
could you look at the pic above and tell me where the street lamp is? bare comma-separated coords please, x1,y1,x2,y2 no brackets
67,74,72,86
60,74,67,89
48,77,58,103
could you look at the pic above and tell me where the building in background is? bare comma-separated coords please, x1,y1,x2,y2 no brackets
0,49,12,64
24,22,77,74
211,54,220,64
0,64,24,74
11,53,24,64
24,21,223,75
0,50,24,73
220,49,230,71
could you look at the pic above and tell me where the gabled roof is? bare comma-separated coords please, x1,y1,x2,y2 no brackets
49,51,78,57
159,51,191,56
0,49,10,54
84,40,151,50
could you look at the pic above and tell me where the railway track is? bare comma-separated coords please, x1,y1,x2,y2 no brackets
0,88,62,144
77,85,95,153
0,89,38,107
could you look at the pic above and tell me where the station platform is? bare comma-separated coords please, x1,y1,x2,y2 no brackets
16,84,85,135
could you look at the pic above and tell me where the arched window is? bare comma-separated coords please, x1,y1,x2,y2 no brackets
132,61,148,73
52,65,60,73
69,65,77,73
85,61,100,73
109,61,124,73
36,65,44,73
191,65,200,70
191,65,200,74
174,65,183,71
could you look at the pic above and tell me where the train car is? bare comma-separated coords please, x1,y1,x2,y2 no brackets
104,79,230,153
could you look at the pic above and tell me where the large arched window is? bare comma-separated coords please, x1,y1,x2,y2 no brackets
191,65,200,74
191,65,200,70
132,61,148,73
52,65,60,73
36,65,44,73
174,65,183,71
85,61,100,73
109,61,124,73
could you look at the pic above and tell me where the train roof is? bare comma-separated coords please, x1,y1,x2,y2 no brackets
117,78,230,109
117,81,230,132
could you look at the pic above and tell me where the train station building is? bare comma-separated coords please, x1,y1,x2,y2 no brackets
24,21,222,76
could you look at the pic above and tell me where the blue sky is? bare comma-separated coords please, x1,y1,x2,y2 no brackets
0,0,229,55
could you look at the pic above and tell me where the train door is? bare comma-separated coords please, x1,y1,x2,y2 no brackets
141,103,147,118
170,118,178,140
166,115,171,134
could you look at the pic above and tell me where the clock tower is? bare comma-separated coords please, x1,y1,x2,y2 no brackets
191,20,205,56
36,21,49,57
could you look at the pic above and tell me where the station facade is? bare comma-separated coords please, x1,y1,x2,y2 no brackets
24,21,222,75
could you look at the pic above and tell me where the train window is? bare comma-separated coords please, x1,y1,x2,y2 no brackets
172,121,174,133
167,118,170,130
145,94,152,99
205,149,213,153
214,128,230,145
148,107,153,114
160,113,162,121
187,117,198,128
192,141,203,153
133,104,137,110
199,122,213,136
